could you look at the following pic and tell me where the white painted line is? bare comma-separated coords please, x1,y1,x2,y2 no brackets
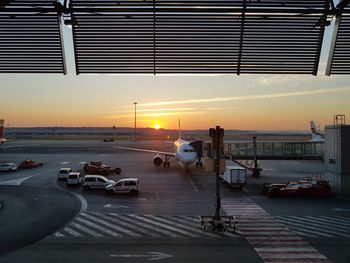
63,227,83,237
247,236,304,241
293,231,318,238
60,162,70,165
0,175,34,186
104,204,112,208
149,215,218,237
238,227,287,231
110,252,174,261
78,161,87,165
307,216,350,231
81,213,141,237
260,254,327,260
53,232,65,237
98,213,162,237
290,216,350,236
251,242,309,246
255,247,318,252
110,214,179,237
242,187,250,193
70,222,102,237
76,217,122,237
280,217,338,237
322,216,350,226
188,177,199,192
132,215,199,237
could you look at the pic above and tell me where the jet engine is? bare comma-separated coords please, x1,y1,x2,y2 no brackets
153,155,163,166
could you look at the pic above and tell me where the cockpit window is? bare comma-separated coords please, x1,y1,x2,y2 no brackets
183,149,195,153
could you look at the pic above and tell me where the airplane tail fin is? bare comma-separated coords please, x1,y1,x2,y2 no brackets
310,121,323,141
178,119,182,139
0,119,4,139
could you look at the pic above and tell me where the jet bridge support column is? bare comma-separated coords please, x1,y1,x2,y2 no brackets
200,126,237,232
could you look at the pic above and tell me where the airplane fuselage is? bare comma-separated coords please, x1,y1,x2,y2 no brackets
174,138,197,168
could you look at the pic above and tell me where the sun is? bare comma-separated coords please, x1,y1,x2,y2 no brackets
154,123,161,130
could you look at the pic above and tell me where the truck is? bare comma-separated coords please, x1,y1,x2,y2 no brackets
84,161,121,176
220,165,247,190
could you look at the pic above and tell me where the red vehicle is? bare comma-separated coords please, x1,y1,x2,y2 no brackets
84,161,121,175
18,160,43,169
263,180,331,198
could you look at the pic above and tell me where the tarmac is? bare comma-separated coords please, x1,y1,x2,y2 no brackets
0,140,349,263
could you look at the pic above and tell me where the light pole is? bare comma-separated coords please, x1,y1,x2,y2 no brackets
134,102,137,140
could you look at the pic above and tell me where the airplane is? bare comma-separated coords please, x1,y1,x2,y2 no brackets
310,121,325,143
113,120,203,173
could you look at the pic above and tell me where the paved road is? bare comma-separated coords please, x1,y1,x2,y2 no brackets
1,140,350,263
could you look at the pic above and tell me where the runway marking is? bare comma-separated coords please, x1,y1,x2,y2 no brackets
147,215,217,237
69,222,102,237
81,212,141,237
63,227,82,237
188,177,199,192
60,161,70,165
222,197,331,263
242,187,250,193
111,214,179,237
76,217,122,237
0,175,34,186
104,204,112,208
52,212,238,239
97,213,163,237
78,161,87,165
128,214,199,237
54,232,65,237
275,215,350,237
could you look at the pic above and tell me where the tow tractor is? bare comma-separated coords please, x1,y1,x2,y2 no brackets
84,161,121,176
18,160,43,169
260,176,332,197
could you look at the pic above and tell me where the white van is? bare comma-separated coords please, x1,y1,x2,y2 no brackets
57,168,72,181
105,178,139,194
67,172,83,186
82,175,115,190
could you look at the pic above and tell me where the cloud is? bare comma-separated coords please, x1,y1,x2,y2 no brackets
104,111,206,119
136,87,350,107
205,107,236,110
112,107,197,113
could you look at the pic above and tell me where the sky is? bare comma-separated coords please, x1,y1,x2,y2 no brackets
1,4,350,131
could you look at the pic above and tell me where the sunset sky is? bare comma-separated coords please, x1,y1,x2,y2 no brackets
1,12,350,131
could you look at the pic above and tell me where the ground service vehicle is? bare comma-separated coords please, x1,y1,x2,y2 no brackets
18,160,43,169
57,168,72,181
67,172,83,186
0,163,18,172
105,178,139,194
261,180,332,197
84,161,121,175
82,175,115,190
220,166,247,190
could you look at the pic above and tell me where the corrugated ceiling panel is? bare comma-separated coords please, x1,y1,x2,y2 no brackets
71,0,330,75
0,0,66,74
239,0,329,74
71,0,155,74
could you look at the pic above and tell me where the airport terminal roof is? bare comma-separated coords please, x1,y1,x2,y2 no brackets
0,0,350,75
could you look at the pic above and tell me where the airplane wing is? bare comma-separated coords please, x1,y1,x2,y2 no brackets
113,146,176,157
